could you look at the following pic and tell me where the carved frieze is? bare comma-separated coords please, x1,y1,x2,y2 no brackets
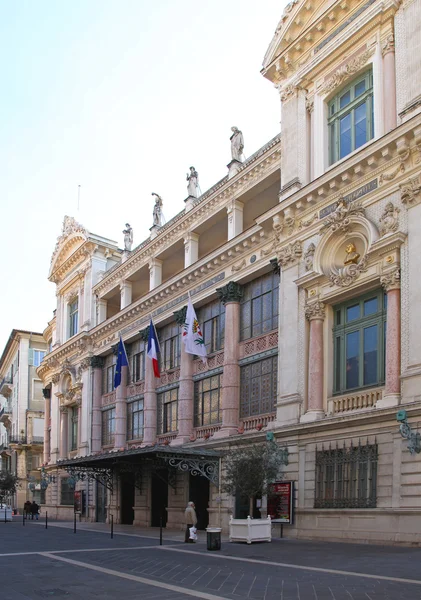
320,199,365,235
305,301,326,321
216,281,244,304
276,241,302,267
379,202,400,236
321,48,375,95
232,258,246,273
381,268,401,291
400,177,421,207
329,255,368,287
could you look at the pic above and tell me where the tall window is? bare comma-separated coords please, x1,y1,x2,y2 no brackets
328,70,374,164
157,387,178,434
103,354,116,394
101,408,115,446
127,397,144,441
60,478,74,505
70,407,78,451
240,355,277,418
159,322,180,371
69,298,79,338
315,444,378,508
33,350,46,367
333,290,386,394
194,375,222,427
197,300,225,354
240,272,279,341
132,350,145,382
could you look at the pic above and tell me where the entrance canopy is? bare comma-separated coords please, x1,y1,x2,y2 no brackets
57,445,222,492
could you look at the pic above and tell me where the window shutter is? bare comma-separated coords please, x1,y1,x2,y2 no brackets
28,348,34,366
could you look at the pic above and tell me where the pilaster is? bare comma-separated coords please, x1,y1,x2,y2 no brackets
227,200,244,240
149,258,163,290
184,232,199,268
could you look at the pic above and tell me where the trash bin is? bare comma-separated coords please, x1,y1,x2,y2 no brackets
206,527,222,551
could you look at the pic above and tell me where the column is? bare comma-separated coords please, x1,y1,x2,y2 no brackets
59,407,68,459
378,269,401,407
114,364,128,450
227,200,244,240
382,33,397,133
306,97,314,182
149,258,162,290
91,357,104,454
120,281,132,309
213,281,243,438
97,299,107,324
141,327,157,446
184,233,199,268
42,388,51,464
301,301,325,423
173,307,194,445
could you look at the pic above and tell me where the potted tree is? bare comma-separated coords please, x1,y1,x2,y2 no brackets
0,471,20,520
223,438,288,543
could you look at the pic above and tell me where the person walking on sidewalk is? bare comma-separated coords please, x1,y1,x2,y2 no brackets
30,501,39,520
24,500,31,518
184,501,197,543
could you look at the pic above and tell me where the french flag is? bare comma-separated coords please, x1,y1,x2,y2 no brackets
147,318,161,378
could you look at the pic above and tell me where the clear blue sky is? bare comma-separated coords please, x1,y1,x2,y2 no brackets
0,0,285,352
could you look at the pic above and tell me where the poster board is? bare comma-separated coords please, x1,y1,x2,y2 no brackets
267,481,294,524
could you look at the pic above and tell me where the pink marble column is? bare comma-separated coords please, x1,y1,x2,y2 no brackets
43,390,51,464
59,407,68,459
114,365,128,449
214,282,243,438
382,270,401,399
382,34,397,133
301,301,325,423
91,357,103,453
142,357,157,446
173,342,194,445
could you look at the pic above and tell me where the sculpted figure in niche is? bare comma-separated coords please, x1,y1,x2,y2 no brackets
152,193,163,226
230,126,245,162
186,167,199,198
344,243,360,265
123,223,133,251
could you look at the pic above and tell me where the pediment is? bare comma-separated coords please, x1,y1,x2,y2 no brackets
49,216,88,279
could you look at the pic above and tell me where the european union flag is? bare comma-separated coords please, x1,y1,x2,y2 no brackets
114,336,129,389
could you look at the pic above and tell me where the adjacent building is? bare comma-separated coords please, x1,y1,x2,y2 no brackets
37,0,421,543
0,330,47,508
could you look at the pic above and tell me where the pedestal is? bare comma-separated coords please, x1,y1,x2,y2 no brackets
184,195,197,212
227,159,242,179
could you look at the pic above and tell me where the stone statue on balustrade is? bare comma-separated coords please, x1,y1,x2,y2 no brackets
122,223,133,252
186,167,199,198
152,193,164,227
230,126,245,163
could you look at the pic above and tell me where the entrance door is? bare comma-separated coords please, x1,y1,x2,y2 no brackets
96,482,107,523
120,472,135,525
151,471,168,527
189,474,209,531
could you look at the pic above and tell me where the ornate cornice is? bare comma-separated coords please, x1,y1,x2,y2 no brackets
276,241,302,267
321,47,375,96
305,301,326,321
216,281,244,304
173,306,187,326
381,268,401,291
400,177,421,207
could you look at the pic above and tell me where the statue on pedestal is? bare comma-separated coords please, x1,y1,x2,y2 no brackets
123,223,133,251
230,126,244,162
152,193,164,226
186,167,199,198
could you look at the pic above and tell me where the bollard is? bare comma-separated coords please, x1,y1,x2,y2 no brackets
111,514,114,539
4,508,6,523
159,516,163,546
23,512,25,526
73,512,76,534
45,511,48,529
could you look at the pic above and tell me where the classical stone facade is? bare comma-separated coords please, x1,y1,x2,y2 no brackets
37,0,421,544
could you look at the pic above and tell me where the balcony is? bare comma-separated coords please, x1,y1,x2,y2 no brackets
0,377,12,396
0,407,12,425
327,387,384,415
9,435,27,445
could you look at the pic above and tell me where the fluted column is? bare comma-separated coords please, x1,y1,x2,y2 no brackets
59,407,68,459
173,306,193,445
42,388,51,464
213,282,243,438
114,364,128,449
382,33,397,133
301,301,326,423
378,269,401,407
141,327,157,446
91,357,104,453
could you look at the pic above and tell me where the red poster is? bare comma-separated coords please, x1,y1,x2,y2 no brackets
267,481,294,524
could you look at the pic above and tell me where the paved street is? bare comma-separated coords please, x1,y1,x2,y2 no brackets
1,521,421,599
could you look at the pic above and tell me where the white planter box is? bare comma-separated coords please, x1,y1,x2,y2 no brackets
0,505,12,521
229,516,272,544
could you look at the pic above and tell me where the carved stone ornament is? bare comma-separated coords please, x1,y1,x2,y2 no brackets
51,373,61,384
277,240,302,267
232,258,246,273
139,327,150,343
216,281,244,304
270,258,280,275
174,306,187,326
59,405,68,414
321,48,374,95
381,268,401,291
320,199,365,235
305,97,314,113
90,356,105,369
303,243,316,271
379,202,400,236
51,216,88,265
381,33,395,57
329,255,368,287
400,177,421,207
280,83,298,103
305,301,326,321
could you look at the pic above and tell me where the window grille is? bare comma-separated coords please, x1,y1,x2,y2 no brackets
127,398,144,440
101,408,115,446
197,299,225,354
240,272,279,341
194,374,222,427
240,355,277,418
157,387,178,434
158,322,180,371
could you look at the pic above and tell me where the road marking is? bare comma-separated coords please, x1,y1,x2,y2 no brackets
156,546,421,586
0,545,160,557
41,553,233,600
